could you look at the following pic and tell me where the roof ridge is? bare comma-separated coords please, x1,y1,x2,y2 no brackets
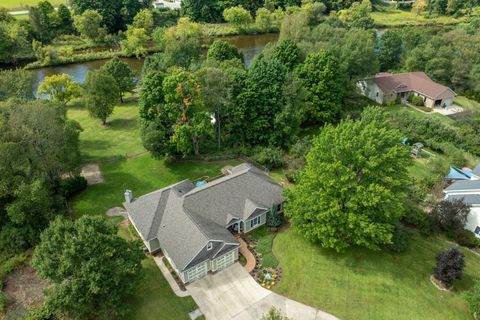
183,168,251,197
147,189,171,240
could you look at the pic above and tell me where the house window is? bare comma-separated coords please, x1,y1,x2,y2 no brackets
207,242,213,251
475,226,480,236
250,216,261,228
376,92,379,97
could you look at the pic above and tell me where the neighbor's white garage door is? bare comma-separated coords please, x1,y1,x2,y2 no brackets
185,261,208,283
213,250,235,272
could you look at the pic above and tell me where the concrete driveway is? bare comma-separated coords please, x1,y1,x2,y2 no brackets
187,263,339,320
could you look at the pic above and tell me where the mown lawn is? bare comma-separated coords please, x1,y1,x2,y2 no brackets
250,226,278,269
72,155,231,217
116,205,199,320
67,102,144,163
68,101,234,319
273,228,480,320
2,0,66,10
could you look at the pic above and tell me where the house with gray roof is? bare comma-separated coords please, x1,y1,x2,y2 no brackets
123,163,284,283
443,172,480,238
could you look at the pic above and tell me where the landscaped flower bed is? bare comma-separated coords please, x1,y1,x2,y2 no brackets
243,232,282,289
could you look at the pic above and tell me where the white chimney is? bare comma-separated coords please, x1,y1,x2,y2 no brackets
124,190,133,203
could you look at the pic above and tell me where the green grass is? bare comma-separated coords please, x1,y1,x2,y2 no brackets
454,96,480,113
385,104,455,123
371,3,461,27
13,13,29,20
125,258,198,320
72,155,232,217
273,228,480,320
69,102,236,217
251,226,278,269
68,102,144,163
68,100,238,319
2,0,66,10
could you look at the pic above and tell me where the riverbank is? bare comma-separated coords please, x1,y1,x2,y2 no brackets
28,33,279,93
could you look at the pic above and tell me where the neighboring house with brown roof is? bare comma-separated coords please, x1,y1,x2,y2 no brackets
357,72,456,108
123,163,284,284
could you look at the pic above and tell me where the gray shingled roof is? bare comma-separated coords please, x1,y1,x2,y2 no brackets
125,163,283,271
183,165,283,225
447,194,480,206
444,180,480,192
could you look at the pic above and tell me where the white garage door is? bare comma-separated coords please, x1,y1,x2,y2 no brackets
214,250,235,272
185,262,208,283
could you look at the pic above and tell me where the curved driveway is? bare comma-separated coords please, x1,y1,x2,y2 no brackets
187,263,339,320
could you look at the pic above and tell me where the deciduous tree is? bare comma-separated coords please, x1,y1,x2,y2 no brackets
429,199,470,234
379,30,403,71
83,70,120,125
297,50,344,123
207,40,244,63
0,99,81,253
284,107,412,252
37,74,82,105
73,9,105,42
70,0,148,33
0,69,34,101
101,58,137,102
223,6,253,30
32,216,143,319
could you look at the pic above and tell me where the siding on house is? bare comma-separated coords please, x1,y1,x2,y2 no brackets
244,212,267,233
466,207,480,238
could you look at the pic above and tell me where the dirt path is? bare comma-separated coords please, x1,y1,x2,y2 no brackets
4,265,51,315
80,163,104,185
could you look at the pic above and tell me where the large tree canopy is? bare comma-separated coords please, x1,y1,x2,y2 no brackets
70,0,149,33
285,106,412,252
297,50,344,123
32,215,144,319
0,99,82,254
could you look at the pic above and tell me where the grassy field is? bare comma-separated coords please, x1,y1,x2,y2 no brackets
68,101,236,319
371,3,461,27
72,154,231,217
68,100,237,217
454,96,480,113
68,102,144,163
2,0,66,10
273,228,480,320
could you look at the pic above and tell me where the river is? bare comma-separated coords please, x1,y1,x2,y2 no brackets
31,33,279,93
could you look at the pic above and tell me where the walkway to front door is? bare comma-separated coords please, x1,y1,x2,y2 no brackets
187,263,339,320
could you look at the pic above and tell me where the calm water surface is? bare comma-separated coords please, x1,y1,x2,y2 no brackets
31,33,279,93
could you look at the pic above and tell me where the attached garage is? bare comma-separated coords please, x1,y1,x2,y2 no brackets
212,249,236,272
184,261,208,283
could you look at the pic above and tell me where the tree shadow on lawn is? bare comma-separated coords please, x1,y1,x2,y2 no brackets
108,118,138,131
80,139,113,154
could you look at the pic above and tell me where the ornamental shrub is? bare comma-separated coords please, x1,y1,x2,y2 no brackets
411,95,425,106
433,247,465,288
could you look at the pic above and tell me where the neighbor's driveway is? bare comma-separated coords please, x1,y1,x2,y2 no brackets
187,263,339,320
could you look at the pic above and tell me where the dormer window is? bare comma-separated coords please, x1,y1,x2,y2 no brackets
207,242,213,250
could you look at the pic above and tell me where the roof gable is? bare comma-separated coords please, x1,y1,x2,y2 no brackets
125,163,282,271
